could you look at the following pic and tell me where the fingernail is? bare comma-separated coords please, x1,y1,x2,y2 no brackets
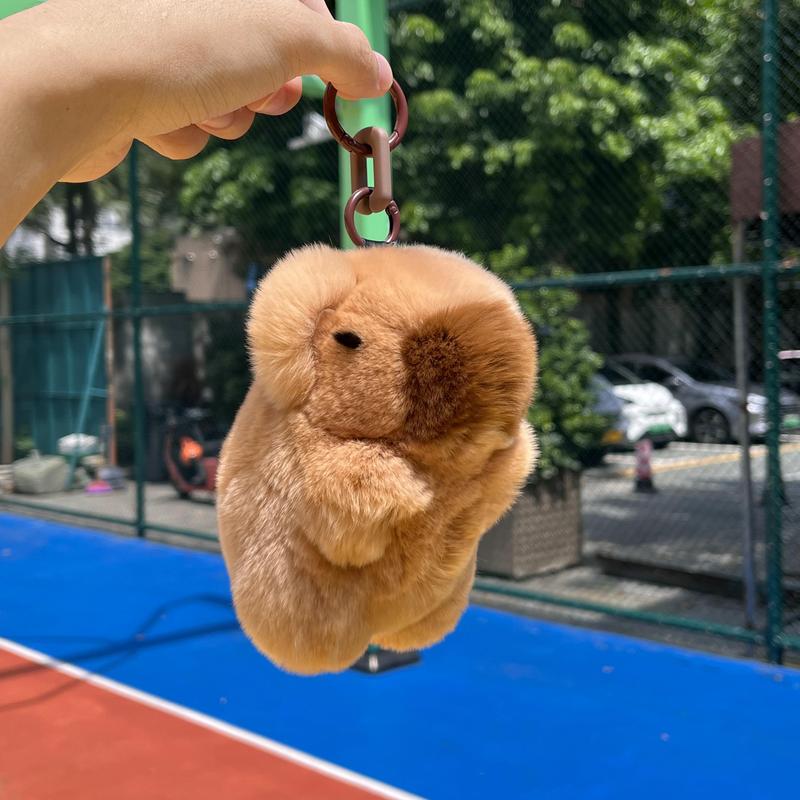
374,52,393,91
201,112,236,130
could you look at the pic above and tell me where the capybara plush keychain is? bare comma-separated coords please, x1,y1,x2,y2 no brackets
217,82,538,675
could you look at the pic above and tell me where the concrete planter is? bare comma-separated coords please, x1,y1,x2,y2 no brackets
477,470,583,579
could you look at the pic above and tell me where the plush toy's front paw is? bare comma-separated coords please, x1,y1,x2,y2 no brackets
304,456,432,567
335,456,433,522
295,415,433,522
290,414,432,566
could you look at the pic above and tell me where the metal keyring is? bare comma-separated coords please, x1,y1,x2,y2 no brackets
323,80,408,157
344,187,401,246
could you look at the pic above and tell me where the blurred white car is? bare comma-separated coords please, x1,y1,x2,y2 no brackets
597,363,688,449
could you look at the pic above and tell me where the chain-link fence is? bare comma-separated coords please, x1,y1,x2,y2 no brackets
2,0,799,663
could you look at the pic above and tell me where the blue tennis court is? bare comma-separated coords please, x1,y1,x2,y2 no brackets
0,512,798,799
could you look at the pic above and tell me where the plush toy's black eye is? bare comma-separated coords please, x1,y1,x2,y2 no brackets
333,331,362,349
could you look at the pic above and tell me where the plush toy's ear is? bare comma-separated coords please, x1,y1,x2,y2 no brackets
403,301,536,441
247,245,355,410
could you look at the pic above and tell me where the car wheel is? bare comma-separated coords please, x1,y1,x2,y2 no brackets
690,408,731,444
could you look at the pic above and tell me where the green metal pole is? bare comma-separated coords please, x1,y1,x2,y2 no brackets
301,75,326,99
761,0,784,663
335,0,392,248
129,142,146,538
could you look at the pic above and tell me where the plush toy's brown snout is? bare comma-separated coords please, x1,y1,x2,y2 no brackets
403,300,532,442
217,244,538,675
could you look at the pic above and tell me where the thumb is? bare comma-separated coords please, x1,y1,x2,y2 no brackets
290,13,393,100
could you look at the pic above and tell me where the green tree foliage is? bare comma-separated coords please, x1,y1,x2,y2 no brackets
390,0,759,271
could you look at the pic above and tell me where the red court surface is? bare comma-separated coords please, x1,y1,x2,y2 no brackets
0,642,412,800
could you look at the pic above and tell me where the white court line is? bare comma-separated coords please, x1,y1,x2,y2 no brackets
0,637,424,800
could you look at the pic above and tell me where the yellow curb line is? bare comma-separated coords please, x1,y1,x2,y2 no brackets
617,443,800,479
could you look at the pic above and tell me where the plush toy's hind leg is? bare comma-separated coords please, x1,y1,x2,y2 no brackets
372,557,476,652
233,580,373,676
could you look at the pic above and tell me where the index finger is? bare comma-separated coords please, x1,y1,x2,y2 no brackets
298,0,391,100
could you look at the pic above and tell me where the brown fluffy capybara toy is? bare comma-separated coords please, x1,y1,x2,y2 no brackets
217,244,538,674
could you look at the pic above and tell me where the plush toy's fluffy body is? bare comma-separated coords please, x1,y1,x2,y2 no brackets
217,244,537,674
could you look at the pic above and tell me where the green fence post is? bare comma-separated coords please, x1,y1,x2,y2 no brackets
761,0,784,663
335,0,391,248
129,142,146,538
301,76,326,99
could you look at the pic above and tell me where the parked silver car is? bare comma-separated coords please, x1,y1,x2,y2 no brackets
611,354,800,444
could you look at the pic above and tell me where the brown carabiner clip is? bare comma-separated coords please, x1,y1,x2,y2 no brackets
323,80,408,156
344,189,401,247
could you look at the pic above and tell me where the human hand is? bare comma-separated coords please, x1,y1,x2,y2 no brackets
17,0,392,182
